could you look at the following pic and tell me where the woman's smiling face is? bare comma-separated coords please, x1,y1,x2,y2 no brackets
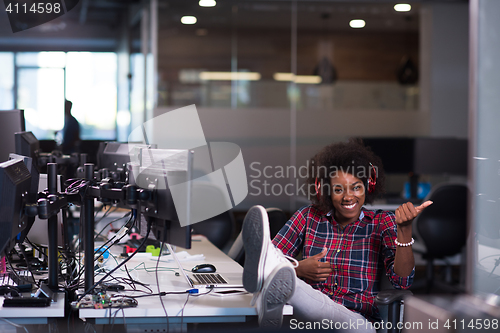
330,171,366,226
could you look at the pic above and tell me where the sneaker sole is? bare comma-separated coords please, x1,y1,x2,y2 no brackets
259,265,295,328
242,205,270,293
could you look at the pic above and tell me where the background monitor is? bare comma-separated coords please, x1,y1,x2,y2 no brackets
8,154,40,245
413,138,468,176
0,110,25,163
362,137,468,176
97,142,156,180
137,148,193,250
0,159,33,255
362,137,415,174
15,131,41,170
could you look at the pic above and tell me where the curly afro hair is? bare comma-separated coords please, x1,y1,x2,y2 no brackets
306,138,386,213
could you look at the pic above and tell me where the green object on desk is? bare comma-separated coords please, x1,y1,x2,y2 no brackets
146,245,161,256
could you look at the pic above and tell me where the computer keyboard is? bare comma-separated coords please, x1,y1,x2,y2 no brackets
1,273,17,286
192,273,227,285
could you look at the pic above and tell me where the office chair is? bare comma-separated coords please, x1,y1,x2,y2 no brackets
227,207,289,266
375,288,413,333
266,207,289,240
191,211,235,250
412,183,468,293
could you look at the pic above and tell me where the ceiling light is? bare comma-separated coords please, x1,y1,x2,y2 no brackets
349,19,365,29
199,72,261,81
181,16,197,25
273,73,322,84
199,0,216,7
394,4,411,12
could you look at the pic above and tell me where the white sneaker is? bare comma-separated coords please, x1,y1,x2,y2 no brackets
242,205,298,293
255,263,295,328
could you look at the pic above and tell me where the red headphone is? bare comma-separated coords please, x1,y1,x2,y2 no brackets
367,163,377,194
314,163,377,200
315,177,322,201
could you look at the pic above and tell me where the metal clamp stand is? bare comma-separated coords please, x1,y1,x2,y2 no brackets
83,163,95,292
27,163,70,292
47,163,59,290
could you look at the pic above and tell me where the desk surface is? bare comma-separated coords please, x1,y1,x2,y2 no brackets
79,235,292,325
364,204,400,211
0,292,66,324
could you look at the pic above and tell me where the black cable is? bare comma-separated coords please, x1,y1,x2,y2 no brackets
489,258,500,277
156,239,170,333
18,245,40,289
122,265,137,291
74,215,134,284
0,285,20,297
4,253,24,285
24,238,49,261
110,306,125,333
94,203,104,221
180,293,190,333
76,220,152,302
94,210,132,240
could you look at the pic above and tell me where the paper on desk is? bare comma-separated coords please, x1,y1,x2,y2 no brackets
151,251,205,262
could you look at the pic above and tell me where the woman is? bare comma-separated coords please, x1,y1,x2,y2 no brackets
242,139,431,332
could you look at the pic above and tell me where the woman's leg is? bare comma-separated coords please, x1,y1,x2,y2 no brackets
287,278,376,333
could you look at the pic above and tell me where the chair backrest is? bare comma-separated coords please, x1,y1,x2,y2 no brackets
227,230,244,264
191,211,235,250
228,207,289,266
266,207,289,239
415,183,468,259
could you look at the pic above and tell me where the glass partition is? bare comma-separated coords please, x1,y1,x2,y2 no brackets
14,51,117,141
156,1,419,111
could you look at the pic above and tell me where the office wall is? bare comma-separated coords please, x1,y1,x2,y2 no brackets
150,106,429,210
421,3,469,139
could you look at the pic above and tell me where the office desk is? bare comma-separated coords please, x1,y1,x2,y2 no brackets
78,235,292,332
364,204,400,212
0,292,65,332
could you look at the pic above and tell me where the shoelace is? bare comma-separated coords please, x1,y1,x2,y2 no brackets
284,254,299,268
268,245,300,268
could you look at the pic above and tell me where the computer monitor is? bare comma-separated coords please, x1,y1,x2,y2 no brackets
0,159,33,255
97,142,156,181
362,137,415,174
8,154,40,244
137,148,193,250
15,131,40,165
0,110,25,163
362,137,468,176
413,138,468,176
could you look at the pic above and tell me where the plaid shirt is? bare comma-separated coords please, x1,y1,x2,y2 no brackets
272,205,414,323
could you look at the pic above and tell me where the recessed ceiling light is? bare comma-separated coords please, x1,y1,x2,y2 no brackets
199,0,216,7
199,72,261,81
349,19,365,29
394,4,412,12
181,16,197,25
273,73,322,84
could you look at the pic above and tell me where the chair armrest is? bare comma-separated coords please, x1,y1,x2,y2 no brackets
375,289,413,306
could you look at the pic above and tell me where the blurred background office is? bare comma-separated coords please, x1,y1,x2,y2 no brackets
0,0,469,209
5,0,500,306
